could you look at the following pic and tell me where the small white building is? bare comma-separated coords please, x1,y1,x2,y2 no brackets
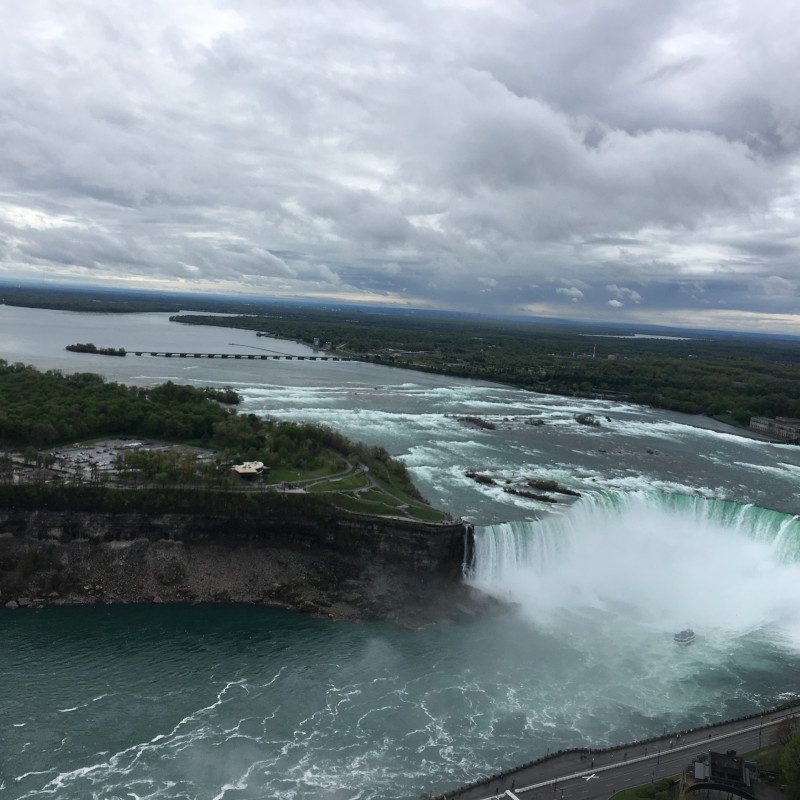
231,461,265,478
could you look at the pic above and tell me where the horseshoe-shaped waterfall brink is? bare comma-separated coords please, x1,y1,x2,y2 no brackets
468,492,800,649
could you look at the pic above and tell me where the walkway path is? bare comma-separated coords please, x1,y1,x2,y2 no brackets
440,706,795,800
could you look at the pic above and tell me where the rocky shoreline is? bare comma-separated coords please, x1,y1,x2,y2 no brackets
0,508,500,628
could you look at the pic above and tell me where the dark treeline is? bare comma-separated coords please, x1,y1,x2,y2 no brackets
65,343,126,357
172,310,800,425
0,283,285,314
0,361,239,447
0,482,334,519
1,285,191,313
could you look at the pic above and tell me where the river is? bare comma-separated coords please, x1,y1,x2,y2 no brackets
2,305,800,800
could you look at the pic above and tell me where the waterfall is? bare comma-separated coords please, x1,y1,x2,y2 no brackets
467,492,800,648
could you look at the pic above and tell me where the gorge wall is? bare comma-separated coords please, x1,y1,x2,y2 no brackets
0,507,484,626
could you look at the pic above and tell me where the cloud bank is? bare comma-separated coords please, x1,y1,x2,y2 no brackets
1,0,800,332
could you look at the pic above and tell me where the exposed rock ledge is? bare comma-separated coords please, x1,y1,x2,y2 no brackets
0,509,495,627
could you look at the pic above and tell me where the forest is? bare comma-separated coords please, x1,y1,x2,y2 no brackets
0,362,238,447
171,310,800,426
0,360,425,508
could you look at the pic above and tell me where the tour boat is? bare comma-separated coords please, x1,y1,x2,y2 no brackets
674,629,695,645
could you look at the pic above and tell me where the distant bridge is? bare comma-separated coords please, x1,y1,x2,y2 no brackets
132,351,355,361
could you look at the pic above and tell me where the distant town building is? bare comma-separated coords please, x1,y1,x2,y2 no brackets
749,416,800,443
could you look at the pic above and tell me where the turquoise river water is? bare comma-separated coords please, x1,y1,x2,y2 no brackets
2,306,800,799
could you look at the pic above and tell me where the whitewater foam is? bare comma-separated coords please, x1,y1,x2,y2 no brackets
468,492,800,650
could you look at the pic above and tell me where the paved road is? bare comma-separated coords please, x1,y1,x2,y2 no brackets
440,707,795,800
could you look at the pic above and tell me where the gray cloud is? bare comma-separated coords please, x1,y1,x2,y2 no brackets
607,285,643,304
1,0,799,332
557,287,584,302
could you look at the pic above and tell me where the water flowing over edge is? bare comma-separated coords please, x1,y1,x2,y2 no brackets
466,491,800,649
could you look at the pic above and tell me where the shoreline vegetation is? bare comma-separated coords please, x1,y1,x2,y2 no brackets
168,311,800,429
0,360,449,524
4,283,800,425
65,342,126,357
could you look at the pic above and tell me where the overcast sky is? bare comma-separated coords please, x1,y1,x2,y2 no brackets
2,1,800,333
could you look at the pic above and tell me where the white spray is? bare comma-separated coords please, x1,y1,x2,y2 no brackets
468,492,800,650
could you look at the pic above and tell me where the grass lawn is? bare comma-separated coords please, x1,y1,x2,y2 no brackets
358,487,405,507
371,462,424,502
609,776,679,800
329,494,399,515
406,505,449,522
327,492,443,520
265,462,345,483
306,474,371,492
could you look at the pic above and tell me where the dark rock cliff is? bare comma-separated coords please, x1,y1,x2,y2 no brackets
0,508,488,626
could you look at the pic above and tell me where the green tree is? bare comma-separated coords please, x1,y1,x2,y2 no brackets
781,730,800,800
776,715,799,747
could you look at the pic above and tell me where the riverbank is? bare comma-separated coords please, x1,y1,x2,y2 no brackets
0,502,499,628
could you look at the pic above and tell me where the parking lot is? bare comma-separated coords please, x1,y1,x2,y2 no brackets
7,439,218,483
